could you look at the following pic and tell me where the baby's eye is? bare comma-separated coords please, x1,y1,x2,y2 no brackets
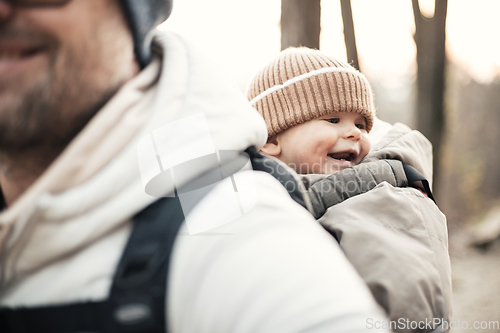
325,118,339,124
356,123,366,130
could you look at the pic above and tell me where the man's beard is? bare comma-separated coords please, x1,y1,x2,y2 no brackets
0,64,121,155
0,78,120,155
0,25,128,156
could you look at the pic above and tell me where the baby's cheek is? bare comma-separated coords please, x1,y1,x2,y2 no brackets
296,150,315,166
360,134,371,155
290,152,316,174
316,138,336,153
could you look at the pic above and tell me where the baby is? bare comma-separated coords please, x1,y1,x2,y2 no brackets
247,47,452,332
246,47,374,175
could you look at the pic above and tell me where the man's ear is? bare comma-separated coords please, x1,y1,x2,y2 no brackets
261,135,281,157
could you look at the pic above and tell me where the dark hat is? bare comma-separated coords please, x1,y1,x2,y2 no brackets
121,0,173,68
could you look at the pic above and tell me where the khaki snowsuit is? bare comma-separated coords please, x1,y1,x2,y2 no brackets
301,123,452,333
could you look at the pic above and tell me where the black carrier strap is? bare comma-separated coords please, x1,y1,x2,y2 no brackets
403,164,436,203
245,147,308,210
0,197,185,333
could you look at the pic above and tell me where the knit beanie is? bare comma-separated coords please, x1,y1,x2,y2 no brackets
121,0,173,68
246,47,376,137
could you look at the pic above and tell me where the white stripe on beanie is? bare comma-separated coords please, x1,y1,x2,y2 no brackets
249,66,368,106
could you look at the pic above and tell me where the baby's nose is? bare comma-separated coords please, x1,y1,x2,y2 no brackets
343,124,362,141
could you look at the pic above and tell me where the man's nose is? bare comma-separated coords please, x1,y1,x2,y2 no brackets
0,1,14,21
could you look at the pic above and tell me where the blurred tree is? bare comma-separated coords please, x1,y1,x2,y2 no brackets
340,0,360,71
412,0,448,186
438,68,500,228
281,0,320,50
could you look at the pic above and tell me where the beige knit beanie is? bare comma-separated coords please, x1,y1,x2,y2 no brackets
246,47,376,137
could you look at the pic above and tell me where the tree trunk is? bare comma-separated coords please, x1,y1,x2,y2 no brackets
412,0,448,187
281,0,321,50
340,0,360,70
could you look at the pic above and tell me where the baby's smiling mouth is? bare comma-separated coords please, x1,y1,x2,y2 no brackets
328,152,356,161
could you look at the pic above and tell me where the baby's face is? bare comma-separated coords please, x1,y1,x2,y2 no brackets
271,112,371,174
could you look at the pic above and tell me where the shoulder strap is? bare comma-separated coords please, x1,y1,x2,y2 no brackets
245,146,309,210
108,197,184,333
402,163,436,203
0,197,184,333
303,160,437,219
307,159,408,219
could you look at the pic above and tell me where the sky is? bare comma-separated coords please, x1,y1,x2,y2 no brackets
159,0,500,90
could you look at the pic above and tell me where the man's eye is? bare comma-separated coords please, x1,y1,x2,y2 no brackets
356,123,366,130
325,118,339,124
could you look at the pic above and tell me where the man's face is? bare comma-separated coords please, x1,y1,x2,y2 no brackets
0,0,138,153
272,112,371,174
